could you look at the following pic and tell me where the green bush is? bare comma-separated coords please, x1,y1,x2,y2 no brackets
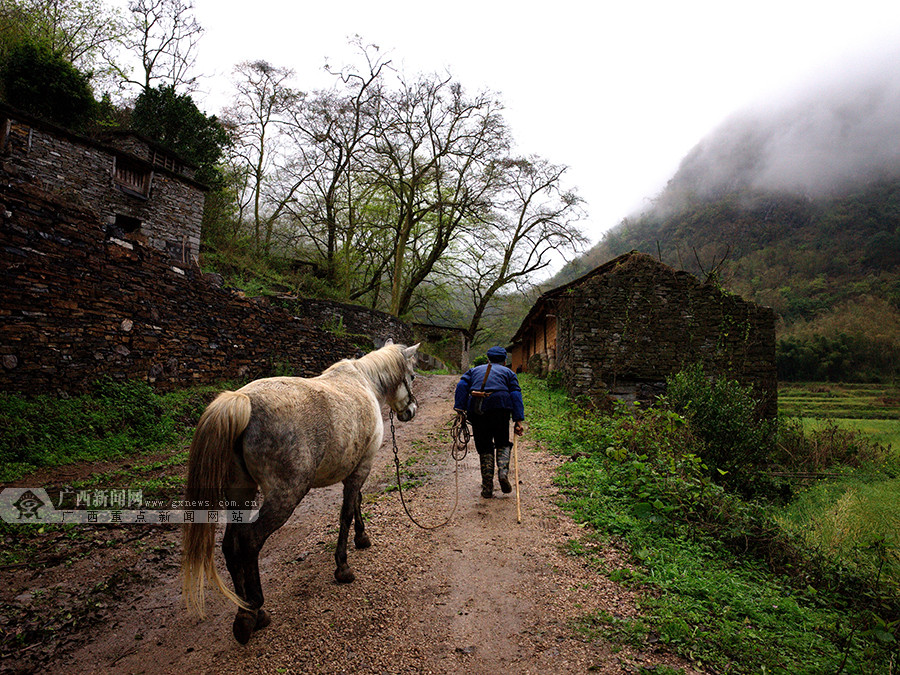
775,416,888,472
663,363,775,491
130,85,230,187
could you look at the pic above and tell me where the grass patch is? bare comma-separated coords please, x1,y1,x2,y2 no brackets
775,380,900,594
779,382,900,423
776,475,900,593
0,380,221,482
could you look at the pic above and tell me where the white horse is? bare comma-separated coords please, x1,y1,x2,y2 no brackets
182,341,419,643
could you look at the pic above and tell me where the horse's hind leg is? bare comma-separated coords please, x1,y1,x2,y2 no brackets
230,489,304,644
220,480,265,642
223,522,271,640
223,523,259,642
353,494,371,550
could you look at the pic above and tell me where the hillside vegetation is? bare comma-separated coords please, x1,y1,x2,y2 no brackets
591,185,900,379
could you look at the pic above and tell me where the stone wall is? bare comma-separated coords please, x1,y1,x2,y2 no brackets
293,299,415,347
555,252,777,416
410,323,470,371
1,105,204,264
0,181,360,396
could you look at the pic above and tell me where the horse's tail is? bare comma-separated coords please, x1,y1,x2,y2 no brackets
182,390,252,617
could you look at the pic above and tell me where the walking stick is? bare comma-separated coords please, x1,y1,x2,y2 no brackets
513,432,522,523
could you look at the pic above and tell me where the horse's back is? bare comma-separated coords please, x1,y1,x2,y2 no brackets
237,375,383,493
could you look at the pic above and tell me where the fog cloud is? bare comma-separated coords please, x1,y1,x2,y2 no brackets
657,46,900,209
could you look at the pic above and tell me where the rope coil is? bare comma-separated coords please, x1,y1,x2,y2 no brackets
390,410,468,530
450,412,471,461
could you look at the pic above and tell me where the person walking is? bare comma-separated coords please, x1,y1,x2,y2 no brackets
454,346,525,498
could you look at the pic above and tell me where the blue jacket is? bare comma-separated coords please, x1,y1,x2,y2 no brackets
454,363,525,422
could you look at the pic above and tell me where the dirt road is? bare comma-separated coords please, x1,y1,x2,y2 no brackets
5,374,697,674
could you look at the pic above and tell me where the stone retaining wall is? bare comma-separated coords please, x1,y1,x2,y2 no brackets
0,180,360,396
410,323,470,371
292,299,414,348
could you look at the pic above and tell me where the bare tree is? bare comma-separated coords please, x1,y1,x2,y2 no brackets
0,0,125,72
225,60,306,255
455,156,587,339
116,0,202,93
365,73,509,317
215,45,587,332
283,40,391,288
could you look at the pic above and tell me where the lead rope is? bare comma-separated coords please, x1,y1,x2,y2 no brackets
390,409,467,530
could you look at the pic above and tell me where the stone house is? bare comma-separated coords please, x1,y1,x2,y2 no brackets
509,251,777,416
0,102,206,264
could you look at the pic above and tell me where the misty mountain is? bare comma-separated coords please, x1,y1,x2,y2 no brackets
545,54,900,380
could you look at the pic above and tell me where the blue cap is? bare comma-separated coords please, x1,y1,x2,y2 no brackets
487,346,507,362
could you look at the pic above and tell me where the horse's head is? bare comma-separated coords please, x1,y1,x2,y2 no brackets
357,341,420,421
388,342,419,422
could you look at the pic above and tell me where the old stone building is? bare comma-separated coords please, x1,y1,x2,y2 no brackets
1,102,205,264
509,251,777,416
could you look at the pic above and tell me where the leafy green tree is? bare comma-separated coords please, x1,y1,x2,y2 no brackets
0,41,96,129
863,229,900,270
130,84,229,186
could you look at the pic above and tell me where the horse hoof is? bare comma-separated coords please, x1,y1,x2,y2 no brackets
255,608,272,631
354,532,371,549
232,612,256,644
335,567,355,583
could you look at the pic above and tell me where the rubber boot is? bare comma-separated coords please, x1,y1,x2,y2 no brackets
479,452,494,498
497,445,512,493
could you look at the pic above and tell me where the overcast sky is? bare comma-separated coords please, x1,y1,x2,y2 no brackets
181,0,900,245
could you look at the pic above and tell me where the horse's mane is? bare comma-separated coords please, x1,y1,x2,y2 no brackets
326,344,408,397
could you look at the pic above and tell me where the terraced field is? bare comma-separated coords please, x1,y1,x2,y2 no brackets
779,382,900,449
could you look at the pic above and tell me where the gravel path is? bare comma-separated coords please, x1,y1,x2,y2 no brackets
42,374,700,674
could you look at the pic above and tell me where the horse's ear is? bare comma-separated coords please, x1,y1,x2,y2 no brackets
403,343,420,359
384,338,394,346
